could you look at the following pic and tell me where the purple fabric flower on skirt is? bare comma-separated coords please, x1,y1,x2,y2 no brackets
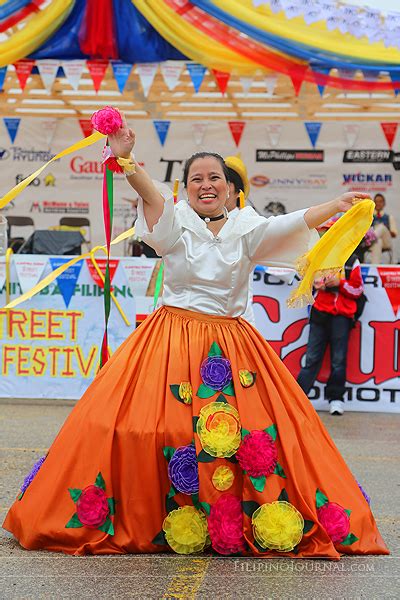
168,444,199,494
357,481,371,505
200,356,232,390
20,455,46,494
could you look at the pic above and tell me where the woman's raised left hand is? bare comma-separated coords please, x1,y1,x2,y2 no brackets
335,191,371,213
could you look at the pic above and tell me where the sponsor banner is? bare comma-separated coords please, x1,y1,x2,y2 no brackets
252,266,400,414
2,119,400,257
256,149,324,162
0,256,136,399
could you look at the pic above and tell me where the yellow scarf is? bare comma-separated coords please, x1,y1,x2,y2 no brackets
288,199,374,308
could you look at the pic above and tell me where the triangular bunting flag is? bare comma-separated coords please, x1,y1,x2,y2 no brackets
265,73,277,96
50,258,83,308
240,76,254,96
343,123,360,148
78,119,93,138
360,266,369,282
313,67,331,97
304,122,322,148
213,70,230,95
266,123,282,147
377,267,400,316
62,60,85,90
153,120,171,146
41,119,58,149
3,118,20,144
192,122,208,146
389,70,400,96
290,66,307,96
228,121,246,147
380,123,398,149
13,257,48,294
160,61,183,91
87,59,109,93
14,59,35,91
187,63,207,93
86,259,119,289
0,66,7,92
111,62,132,94
122,261,155,297
37,60,60,93
136,63,158,97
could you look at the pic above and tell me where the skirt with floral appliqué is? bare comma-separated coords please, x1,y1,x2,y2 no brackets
3,306,389,558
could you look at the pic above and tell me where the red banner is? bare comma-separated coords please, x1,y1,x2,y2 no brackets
228,121,245,147
377,267,400,316
380,123,399,149
14,59,35,91
86,259,119,289
86,60,109,92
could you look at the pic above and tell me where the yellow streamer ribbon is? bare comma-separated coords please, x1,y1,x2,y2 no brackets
239,190,245,209
5,248,13,336
288,199,374,308
4,226,136,310
89,247,130,326
0,131,105,210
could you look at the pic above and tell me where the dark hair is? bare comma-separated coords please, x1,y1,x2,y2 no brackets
373,193,385,203
182,152,230,187
226,167,244,195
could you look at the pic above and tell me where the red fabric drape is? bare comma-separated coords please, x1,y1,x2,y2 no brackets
79,0,118,59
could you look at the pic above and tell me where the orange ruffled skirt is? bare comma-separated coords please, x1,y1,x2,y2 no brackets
3,306,389,558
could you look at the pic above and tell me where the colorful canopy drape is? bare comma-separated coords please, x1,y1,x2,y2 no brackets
1,0,400,91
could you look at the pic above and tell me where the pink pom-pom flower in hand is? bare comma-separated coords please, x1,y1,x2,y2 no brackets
91,107,123,135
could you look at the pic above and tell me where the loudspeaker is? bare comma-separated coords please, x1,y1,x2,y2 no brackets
18,230,84,255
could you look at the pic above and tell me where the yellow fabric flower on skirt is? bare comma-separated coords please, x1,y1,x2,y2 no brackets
212,465,235,491
252,501,304,552
197,402,241,458
179,382,193,404
163,506,209,554
238,369,255,388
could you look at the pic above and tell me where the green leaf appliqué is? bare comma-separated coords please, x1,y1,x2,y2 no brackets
264,424,277,441
315,488,329,509
197,449,216,463
273,463,286,478
68,488,82,502
250,475,266,493
197,384,216,399
208,342,222,357
95,472,106,491
65,513,83,529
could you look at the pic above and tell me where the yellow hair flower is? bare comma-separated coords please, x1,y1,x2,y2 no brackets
252,501,304,552
163,506,209,555
178,382,193,405
212,465,235,491
197,402,241,458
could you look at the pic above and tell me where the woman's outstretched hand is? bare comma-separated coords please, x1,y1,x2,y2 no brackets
108,111,135,159
335,191,371,213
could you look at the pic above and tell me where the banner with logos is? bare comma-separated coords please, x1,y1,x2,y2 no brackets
252,266,400,414
1,119,400,258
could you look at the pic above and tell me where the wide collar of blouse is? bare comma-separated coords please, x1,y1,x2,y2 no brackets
175,200,267,242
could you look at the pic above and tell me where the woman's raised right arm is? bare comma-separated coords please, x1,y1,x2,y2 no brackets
108,113,165,231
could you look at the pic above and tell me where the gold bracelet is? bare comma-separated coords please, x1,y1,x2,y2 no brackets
116,155,136,176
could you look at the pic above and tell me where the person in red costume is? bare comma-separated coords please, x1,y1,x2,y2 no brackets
297,231,364,416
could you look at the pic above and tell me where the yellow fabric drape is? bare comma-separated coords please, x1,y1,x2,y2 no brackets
288,200,374,308
0,0,75,68
211,0,400,65
131,0,260,74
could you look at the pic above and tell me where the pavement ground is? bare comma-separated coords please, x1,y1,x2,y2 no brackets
0,398,399,600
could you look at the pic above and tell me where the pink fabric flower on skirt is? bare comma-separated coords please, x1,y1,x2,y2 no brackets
76,485,110,528
208,494,246,555
236,430,278,477
317,501,350,544
91,106,122,135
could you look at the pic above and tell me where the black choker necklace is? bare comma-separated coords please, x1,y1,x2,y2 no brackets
198,213,225,223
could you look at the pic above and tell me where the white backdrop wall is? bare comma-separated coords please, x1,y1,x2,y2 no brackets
0,118,399,256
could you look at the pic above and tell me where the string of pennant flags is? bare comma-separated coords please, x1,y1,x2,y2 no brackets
1,116,399,151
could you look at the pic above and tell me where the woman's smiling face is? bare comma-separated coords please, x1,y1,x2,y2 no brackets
186,156,229,217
